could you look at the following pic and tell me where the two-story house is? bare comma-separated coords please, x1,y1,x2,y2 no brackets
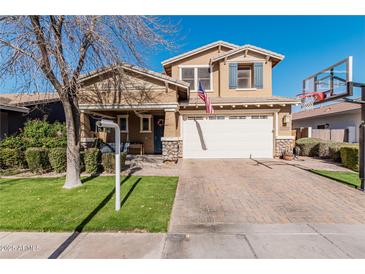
78,41,299,160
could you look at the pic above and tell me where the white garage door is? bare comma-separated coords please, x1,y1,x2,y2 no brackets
183,115,273,158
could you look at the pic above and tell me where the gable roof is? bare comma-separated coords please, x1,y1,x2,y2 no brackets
292,101,360,120
210,44,285,65
161,40,239,66
79,62,190,90
0,92,59,106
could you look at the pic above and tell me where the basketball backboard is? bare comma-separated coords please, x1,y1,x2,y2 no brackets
300,56,353,106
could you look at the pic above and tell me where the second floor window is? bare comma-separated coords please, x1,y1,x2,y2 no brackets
181,68,195,88
229,62,263,90
197,67,211,90
181,66,212,91
237,65,252,89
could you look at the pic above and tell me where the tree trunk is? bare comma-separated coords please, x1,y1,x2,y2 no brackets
62,97,82,189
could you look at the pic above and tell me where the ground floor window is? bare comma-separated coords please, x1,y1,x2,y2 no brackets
118,114,129,132
140,114,152,133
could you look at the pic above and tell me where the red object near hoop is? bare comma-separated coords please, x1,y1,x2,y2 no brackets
296,91,327,110
296,91,327,101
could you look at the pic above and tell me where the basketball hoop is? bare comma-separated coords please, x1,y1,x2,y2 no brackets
296,91,326,110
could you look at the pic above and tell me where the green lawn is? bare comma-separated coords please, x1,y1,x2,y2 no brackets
0,176,178,232
312,169,360,188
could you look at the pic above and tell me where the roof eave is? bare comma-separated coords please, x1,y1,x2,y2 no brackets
211,45,285,64
0,104,29,113
161,40,239,67
181,100,300,107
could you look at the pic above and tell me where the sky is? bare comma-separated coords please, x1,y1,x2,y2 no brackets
1,16,365,100
144,16,365,99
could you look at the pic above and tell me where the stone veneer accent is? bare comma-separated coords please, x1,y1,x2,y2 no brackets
161,137,183,162
275,136,295,157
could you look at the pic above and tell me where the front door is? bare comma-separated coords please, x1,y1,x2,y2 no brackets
153,116,164,154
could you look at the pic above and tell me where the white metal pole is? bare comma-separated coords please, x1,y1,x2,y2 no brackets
115,123,121,211
96,119,121,211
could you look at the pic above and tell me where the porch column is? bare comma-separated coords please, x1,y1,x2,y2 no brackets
80,111,91,138
161,109,182,162
163,109,177,137
80,111,93,148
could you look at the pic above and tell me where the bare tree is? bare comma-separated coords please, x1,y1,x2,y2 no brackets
0,16,176,188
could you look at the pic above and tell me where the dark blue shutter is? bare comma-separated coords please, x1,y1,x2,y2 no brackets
229,63,238,89
254,63,263,89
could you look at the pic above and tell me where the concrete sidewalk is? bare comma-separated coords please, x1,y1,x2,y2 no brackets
1,224,365,259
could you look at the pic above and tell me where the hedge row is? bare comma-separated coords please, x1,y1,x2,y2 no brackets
1,146,126,174
0,148,26,169
295,137,359,171
25,147,51,174
340,146,359,171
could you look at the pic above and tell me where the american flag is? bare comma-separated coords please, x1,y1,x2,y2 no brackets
198,81,214,114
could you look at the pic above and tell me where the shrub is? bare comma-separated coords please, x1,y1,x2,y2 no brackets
42,137,67,148
295,138,322,157
340,146,359,171
318,141,344,159
25,147,50,173
0,148,25,169
48,148,67,173
21,120,67,149
0,135,25,150
328,143,344,162
22,119,52,140
102,152,127,173
84,148,101,174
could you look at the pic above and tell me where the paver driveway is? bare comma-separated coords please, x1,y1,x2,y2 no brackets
169,159,365,232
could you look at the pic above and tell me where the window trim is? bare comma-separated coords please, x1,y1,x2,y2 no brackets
179,65,213,92
140,114,152,133
117,114,129,133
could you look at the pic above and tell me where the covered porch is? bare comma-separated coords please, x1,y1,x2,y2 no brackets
79,105,182,161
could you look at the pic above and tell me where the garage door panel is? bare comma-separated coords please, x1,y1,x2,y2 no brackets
183,116,273,159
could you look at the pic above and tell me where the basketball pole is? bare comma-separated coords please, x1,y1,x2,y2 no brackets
344,82,365,191
349,82,365,191
360,86,365,191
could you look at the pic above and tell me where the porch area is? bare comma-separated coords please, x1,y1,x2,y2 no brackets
79,108,183,162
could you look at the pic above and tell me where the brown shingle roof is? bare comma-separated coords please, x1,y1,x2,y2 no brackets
292,101,360,120
0,93,59,106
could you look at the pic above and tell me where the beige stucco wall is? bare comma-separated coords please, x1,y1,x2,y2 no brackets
169,46,232,98
277,105,292,136
167,46,273,98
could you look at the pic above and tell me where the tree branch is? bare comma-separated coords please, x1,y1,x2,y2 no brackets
29,15,63,92
50,15,69,86
0,37,38,62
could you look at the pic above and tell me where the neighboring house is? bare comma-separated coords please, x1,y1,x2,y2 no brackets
78,40,299,160
0,93,65,139
292,101,361,143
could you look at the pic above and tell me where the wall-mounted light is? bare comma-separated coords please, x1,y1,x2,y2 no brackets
282,114,290,126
